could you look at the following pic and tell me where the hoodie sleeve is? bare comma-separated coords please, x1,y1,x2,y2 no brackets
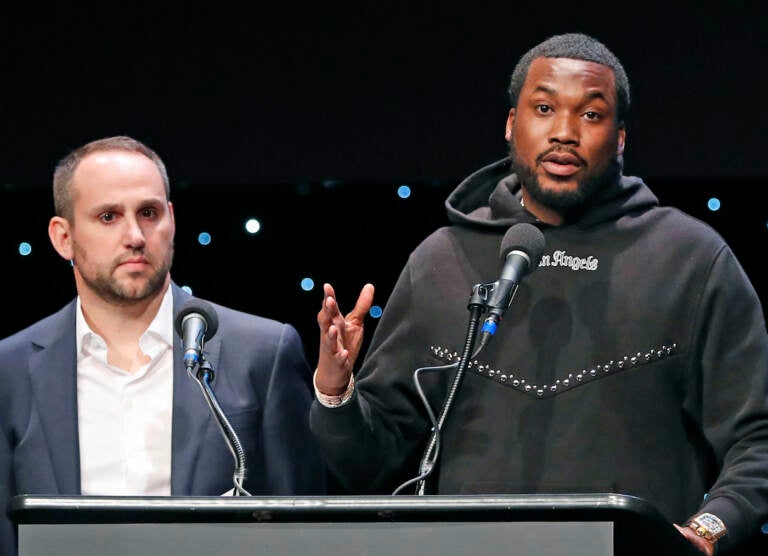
310,252,440,494
687,244,768,551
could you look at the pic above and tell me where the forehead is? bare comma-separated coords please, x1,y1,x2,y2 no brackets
71,150,166,204
523,57,617,101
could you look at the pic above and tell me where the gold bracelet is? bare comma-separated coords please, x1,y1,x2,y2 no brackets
686,512,727,543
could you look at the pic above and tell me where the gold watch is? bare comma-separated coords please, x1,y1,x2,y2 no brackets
687,512,727,543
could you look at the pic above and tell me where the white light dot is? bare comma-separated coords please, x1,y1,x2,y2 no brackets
245,218,261,234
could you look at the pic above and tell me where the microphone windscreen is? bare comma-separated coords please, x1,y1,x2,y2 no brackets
499,223,546,267
174,299,220,341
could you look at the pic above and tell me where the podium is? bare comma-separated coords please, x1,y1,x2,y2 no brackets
11,493,700,556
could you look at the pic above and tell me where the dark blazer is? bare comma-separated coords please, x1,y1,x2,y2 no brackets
0,283,325,555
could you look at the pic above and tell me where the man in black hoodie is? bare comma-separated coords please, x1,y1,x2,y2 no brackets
310,33,768,555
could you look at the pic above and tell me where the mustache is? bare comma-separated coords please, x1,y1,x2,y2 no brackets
535,146,587,167
113,249,150,266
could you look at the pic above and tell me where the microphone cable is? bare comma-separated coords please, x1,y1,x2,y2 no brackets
390,361,458,496
390,304,484,495
192,358,252,496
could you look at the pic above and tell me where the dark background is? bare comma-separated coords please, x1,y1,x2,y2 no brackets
2,4,767,360
2,4,768,186
2,7,768,546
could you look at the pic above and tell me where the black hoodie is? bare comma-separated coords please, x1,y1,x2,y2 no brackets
311,159,768,551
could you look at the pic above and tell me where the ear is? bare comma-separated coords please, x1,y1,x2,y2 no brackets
168,201,176,233
48,216,74,261
617,126,626,156
505,108,516,142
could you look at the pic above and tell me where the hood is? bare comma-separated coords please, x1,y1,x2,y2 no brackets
445,157,659,229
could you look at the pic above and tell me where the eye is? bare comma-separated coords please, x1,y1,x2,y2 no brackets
535,104,552,114
99,211,116,223
584,111,601,121
140,207,158,219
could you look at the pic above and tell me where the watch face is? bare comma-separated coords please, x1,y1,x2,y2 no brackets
693,513,727,540
698,514,725,533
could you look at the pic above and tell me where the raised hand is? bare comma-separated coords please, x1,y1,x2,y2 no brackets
315,282,374,395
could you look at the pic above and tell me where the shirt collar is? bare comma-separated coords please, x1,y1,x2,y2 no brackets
75,285,175,357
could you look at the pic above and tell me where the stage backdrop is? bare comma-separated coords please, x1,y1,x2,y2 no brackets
2,174,766,361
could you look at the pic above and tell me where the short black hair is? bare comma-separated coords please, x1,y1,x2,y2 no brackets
508,33,630,124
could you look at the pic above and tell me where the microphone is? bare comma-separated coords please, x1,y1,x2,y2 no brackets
477,223,545,348
174,299,219,370
173,299,250,496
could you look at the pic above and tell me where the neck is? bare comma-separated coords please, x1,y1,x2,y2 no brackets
76,277,170,344
520,189,563,225
77,277,170,373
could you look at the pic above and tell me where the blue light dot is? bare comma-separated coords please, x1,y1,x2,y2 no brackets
181,285,193,295
369,305,383,318
245,218,261,234
301,277,315,291
198,232,212,245
397,185,411,199
707,198,721,211
18,242,32,256
762,522,768,535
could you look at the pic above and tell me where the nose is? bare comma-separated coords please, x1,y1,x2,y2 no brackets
549,112,579,146
124,216,147,249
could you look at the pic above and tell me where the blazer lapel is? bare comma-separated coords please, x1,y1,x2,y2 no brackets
27,302,81,494
170,285,223,494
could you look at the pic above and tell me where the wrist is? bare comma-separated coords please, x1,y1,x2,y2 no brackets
314,364,352,395
313,369,355,407
685,512,727,547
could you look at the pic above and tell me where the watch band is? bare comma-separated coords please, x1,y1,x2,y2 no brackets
687,512,727,543
313,370,355,407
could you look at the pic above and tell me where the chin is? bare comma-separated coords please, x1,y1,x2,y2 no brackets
117,275,160,295
540,178,580,194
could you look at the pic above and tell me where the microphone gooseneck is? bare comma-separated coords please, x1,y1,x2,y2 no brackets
173,299,250,496
407,223,546,495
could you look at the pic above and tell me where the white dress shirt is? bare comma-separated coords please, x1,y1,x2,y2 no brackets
76,287,174,495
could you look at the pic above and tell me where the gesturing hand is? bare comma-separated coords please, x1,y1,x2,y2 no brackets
315,282,375,395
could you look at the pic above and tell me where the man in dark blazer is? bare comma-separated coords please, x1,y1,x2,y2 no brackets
0,136,324,556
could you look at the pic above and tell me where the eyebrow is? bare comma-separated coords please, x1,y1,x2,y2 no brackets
532,84,557,96
89,202,121,215
532,85,610,104
583,90,610,103
88,198,165,215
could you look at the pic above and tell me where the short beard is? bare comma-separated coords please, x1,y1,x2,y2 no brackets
510,143,621,215
74,243,174,306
